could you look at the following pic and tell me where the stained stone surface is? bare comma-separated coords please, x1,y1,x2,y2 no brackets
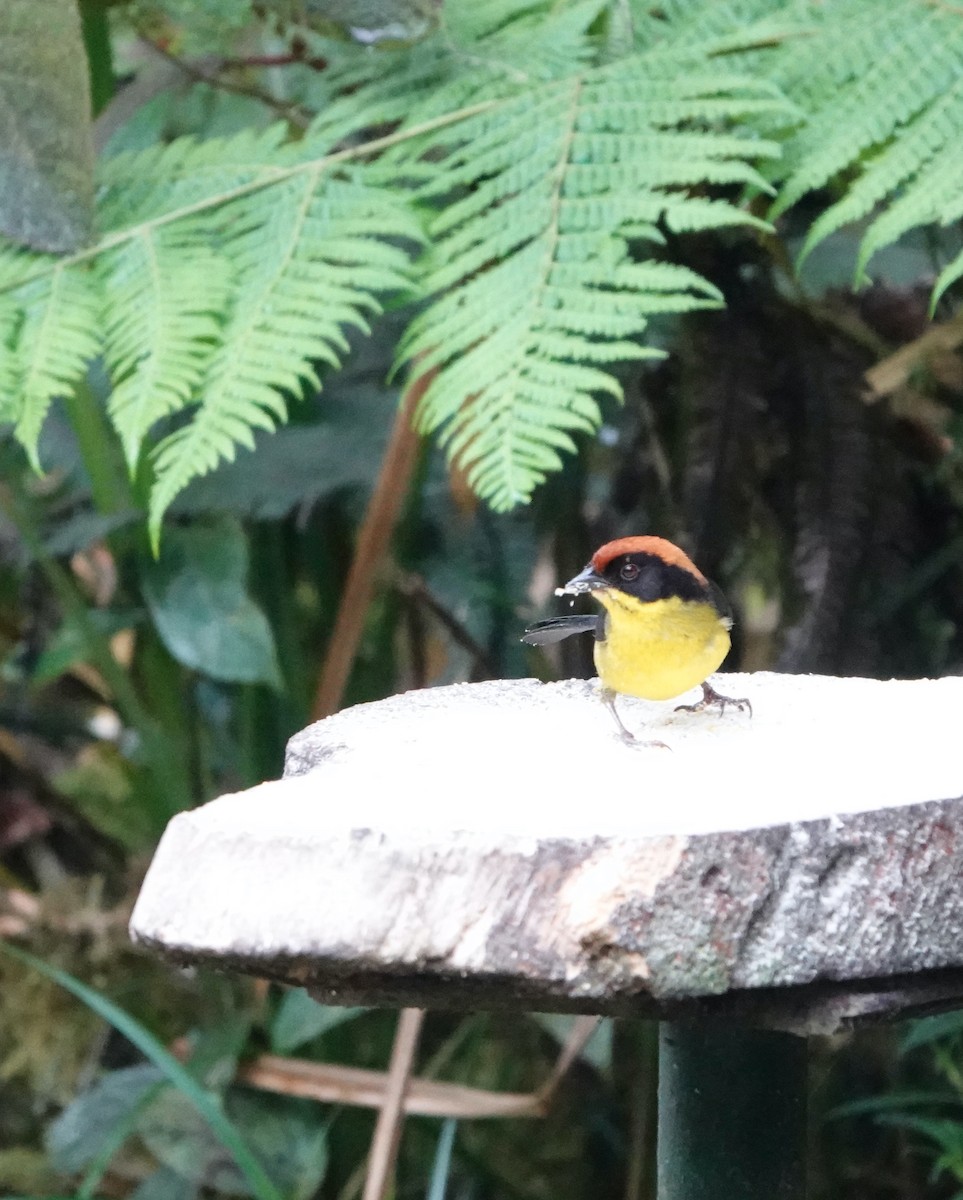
130,673,963,1032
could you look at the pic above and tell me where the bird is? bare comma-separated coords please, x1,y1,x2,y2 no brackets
521,535,751,744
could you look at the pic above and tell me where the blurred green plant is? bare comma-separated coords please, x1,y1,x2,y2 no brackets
1,941,286,1200
2,2,963,1199
3,0,963,539
826,1013,963,1200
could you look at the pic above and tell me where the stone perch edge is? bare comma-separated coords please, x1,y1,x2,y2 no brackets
130,673,963,1035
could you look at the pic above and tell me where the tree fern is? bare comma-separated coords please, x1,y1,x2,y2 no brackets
146,168,421,543
13,263,101,466
97,125,294,229
99,218,232,472
629,0,794,52
1,0,962,534
397,48,782,509
629,0,963,303
765,0,963,295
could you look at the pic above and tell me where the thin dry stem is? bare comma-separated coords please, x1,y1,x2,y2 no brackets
535,1016,602,1108
864,311,963,399
363,1007,425,1200
310,374,430,720
238,1049,544,1118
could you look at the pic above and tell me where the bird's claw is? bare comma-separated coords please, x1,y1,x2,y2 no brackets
675,681,752,718
619,729,671,751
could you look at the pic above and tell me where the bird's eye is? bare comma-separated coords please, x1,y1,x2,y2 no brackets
620,562,640,582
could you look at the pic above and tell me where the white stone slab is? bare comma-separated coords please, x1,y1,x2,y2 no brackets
130,674,963,1030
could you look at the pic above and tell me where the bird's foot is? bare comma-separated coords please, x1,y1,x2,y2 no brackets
675,681,752,718
603,687,671,749
626,734,672,751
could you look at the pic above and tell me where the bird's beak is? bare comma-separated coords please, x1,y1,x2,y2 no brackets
555,563,607,597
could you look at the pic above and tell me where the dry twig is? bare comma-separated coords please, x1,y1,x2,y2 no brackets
310,375,428,719
363,1007,425,1200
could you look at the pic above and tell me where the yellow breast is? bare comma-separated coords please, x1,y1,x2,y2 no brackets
592,591,731,701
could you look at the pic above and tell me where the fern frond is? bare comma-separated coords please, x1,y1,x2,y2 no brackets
97,126,292,230
933,245,963,311
799,74,963,264
99,218,233,471
399,52,782,509
145,169,421,544
307,43,456,147
630,0,786,50
0,243,42,291
0,0,824,530
13,265,101,466
304,0,605,161
0,298,20,422
855,151,963,282
446,0,606,80
771,2,963,220
762,0,963,299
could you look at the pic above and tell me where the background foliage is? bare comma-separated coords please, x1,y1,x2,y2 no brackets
2,0,963,1197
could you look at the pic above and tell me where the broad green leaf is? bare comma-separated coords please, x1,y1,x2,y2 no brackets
138,1089,328,1200
902,1011,963,1054
271,990,366,1054
0,0,94,251
137,1091,250,1198
42,508,142,557
46,1064,163,1173
141,520,282,688
183,1014,254,1092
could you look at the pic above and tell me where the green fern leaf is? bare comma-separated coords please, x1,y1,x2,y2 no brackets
799,74,963,265
855,151,963,283
398,51,782,509
14,264,101,467
99,219,233,472
771,2,963,220
306,0,604,158
0,0,824,530
0,297,20,422
766,0,963,297
97,126,292,230
630,0,788,50
932,245,963,311
146,170,421,544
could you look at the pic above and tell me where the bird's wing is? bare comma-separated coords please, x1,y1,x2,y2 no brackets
521,614,604,645
706,580,734,630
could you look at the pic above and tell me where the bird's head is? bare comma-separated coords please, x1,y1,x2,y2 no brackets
557,536,711,605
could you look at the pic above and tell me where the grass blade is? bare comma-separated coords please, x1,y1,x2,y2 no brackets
426,1119,457,1200
0,942,284,1200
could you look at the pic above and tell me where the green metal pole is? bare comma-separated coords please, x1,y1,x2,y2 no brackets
657,1024,807,1200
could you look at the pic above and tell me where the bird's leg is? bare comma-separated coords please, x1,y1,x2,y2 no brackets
675,680,752,718
601,687,669,749
602,687,635,742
